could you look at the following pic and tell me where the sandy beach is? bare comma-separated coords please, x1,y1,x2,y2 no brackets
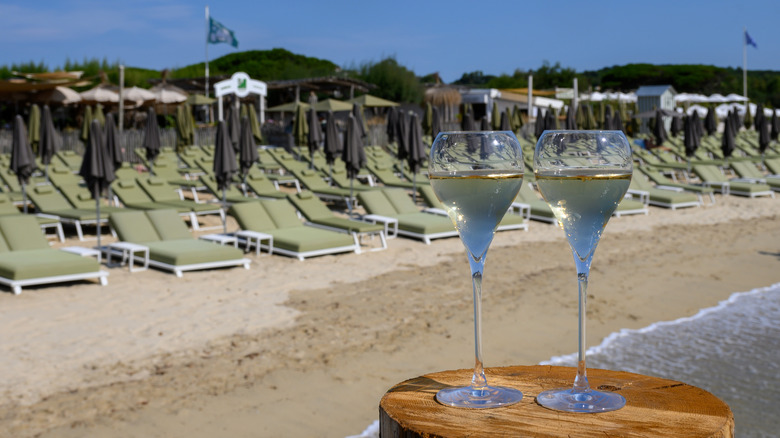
0,193,777,438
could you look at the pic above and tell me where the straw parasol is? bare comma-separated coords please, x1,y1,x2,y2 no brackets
80,84,120,104
348,94,399,108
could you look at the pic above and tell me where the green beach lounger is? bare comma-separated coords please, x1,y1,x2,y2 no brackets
287,190,387,252
416,184,528,232
692,164,774,198
109,209,249,277
229,200,358,260
0,215,108,295
357,189,458,244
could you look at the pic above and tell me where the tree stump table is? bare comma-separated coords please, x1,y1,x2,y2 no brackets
379,365,734,438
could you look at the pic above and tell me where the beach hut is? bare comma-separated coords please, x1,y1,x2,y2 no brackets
636,85,676,135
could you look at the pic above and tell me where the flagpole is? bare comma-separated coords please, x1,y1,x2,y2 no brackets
743,27,747,101
205,6,210,100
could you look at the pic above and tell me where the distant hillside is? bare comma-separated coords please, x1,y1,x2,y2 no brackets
170,48,340,81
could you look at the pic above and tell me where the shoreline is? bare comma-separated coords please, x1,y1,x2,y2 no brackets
0,195,776,437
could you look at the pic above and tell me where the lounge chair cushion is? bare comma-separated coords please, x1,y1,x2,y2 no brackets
357,191,398,216
262,200,304,229
0,215,50,251
146,240,243,266
0,232,10,253
0,249,99,280
146,209,193,240
383,189,421,214
393,213,456,235
267,228,355,253
311,217,383,234
109,210,161,243
229,202,277,231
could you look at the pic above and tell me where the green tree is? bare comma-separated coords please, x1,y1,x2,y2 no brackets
350,57,422,104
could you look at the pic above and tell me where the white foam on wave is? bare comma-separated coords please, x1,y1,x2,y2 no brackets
540,281,780,366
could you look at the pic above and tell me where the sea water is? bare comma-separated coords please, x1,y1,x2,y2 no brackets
543,282,780,437
349,283,780,438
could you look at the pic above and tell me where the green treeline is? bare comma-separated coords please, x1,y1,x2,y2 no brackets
3,51,779,107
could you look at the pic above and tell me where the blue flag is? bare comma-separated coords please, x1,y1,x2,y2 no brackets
208,17,238,48
745,30,757,48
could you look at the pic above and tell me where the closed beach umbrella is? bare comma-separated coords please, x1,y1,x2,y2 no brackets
105,113,123,169
461,105,475,131
142,108,162,175
407,113,426,203
226,97,240,150
704,108,717,136
80,106,93,143
432,106,443,140
247,104,263,144
670,114,683,138
396,110,409,163
352,103,367,139
28,104,41,154
758,116,770,155
512,105,523,131
79,119,116,250
481,116,490,132
754,104,764,132
386,106,398,144
342,114,366,216
565,105,576,130
771,112,779,141
11,116,36,213
422,102,433,137
683,115,700,162
323,111,341,184
691,111,704,142
545,109,557,131
612,110,625,134
534,110,545,138
653,109,668,146
721,112,735,159
213,120,238,232
176,104,195,152
293,102,309,152
94,104,106,127
604,105,614,132
307,106,323,167
39,105,61,183
238,116,258,195
491,103,500,130
499,109,511,131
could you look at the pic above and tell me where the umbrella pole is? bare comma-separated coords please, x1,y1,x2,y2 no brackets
222,190,227,234
349,179,354,218
22,182,28,214
242,175,248,197
95,188,101,252
413,173,418,204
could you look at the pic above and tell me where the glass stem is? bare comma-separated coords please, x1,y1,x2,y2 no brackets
469,257,488,390
573,272,591,392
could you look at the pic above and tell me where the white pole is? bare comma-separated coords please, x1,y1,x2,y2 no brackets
572,78,579,110
743,27,747,101
118,65,124,133
528,75,534,121
205,6,210,100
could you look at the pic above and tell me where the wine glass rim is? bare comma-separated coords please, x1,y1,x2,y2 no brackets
437,130,517,135
540,130,626,135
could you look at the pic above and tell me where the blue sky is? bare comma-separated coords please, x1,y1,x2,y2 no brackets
1,0,778,83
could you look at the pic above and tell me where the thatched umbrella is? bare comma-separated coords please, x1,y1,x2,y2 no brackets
11,116,35,213
424,86,461,123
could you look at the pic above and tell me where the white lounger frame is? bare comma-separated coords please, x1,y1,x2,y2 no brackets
1,270,108,295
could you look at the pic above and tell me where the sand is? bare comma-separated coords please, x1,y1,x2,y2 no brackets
0,194,777,437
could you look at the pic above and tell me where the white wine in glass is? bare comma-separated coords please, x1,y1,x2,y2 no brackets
429,131,525,408
534,130,632,413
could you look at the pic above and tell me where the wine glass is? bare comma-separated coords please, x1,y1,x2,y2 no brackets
533,130,632,413
429,131,525,408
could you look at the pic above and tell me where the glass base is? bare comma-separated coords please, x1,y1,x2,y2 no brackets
436,385,523,409
537,387,625,413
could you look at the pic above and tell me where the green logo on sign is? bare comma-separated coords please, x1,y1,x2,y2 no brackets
238,78,246,89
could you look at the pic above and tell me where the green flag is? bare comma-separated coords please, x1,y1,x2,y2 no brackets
208,17,238,48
